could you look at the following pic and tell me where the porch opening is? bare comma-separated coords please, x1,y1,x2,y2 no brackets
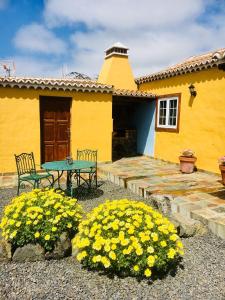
112,96,156,161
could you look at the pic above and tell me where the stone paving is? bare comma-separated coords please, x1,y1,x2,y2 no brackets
98,156,225,239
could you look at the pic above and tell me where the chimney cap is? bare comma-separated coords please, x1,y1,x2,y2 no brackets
105,42,129,58
105,42,129,52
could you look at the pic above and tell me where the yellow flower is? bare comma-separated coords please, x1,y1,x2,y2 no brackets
9,230,17,239
136,247,143,256
101,256,111,268
176,240,183,249
147,246,154,254
33,220,39,225
104,244,111,252
93,242,102,251
13,213,19,219
44,234,51,241
177,249,184,256
111,244,117,250
52,226,57,232
16,221,22,227
144,268,152,277
92,255,102,263
147,255,155,267
109,251,116,260
167,248,176,259
26,220,32,225
133,265,139,272
121,239,129,246
151,232,158,242
77,251,87,261
111,237,119,244
34,232,40,238
128,227,135,234
170,234,178,241
160,241,167,248
67,223,72,228
9,219,15,225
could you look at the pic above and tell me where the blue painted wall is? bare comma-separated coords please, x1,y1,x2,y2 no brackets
134,100,156,156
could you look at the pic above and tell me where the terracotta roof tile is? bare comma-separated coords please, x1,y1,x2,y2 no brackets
0,77,113,93
0,76,156,98
113,88,155,98
136,48,225,84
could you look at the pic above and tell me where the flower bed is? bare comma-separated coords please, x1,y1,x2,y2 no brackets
0,189,83,253
73,199,184,278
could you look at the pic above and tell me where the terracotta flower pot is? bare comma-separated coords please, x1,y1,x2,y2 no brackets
179,156,197,174
219,164,225,185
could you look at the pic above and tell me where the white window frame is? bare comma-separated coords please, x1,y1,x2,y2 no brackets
157,96,179,130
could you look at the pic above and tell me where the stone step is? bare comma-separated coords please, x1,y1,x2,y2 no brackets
169,212,207,237
191,209,225,239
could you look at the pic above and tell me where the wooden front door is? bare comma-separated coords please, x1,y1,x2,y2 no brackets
40,97,71,163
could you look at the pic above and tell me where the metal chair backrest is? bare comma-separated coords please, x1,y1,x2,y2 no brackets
15,152,36,176
77,149,97,166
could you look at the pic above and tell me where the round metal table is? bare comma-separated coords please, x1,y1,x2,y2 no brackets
41,160,95,196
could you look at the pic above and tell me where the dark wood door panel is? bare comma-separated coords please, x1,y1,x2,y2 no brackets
56,143,69,161
56,123,69,141
43,123,55,142
40,97,71,163
44,144,55,162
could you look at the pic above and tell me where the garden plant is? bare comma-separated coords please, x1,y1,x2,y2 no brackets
73,199,184,278
0,189,83,251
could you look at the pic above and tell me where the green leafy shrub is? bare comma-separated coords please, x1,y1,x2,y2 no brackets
73,199,184,278
0,189,83,251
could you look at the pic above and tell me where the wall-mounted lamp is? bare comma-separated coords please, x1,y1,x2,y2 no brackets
189,84,197,97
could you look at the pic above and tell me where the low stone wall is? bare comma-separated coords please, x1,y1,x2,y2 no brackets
0,171,68,188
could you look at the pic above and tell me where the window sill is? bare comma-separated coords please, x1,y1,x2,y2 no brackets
155,127,179,133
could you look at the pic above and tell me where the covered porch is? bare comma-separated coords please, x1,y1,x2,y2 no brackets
112,89,156,161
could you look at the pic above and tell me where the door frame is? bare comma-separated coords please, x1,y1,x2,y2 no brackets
39,95,72,164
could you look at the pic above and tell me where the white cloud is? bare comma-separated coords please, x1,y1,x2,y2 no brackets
42,0,225,77
10,56,63,78
44,0,206,30
9,0,225,78
14,23,67,55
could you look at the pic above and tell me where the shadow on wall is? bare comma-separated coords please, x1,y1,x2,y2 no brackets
134,100,156,156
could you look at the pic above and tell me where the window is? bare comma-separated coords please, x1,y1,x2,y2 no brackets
156,94,181,132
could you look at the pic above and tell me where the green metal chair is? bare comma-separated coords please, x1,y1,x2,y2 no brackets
15,152,54,195
76,149,98,188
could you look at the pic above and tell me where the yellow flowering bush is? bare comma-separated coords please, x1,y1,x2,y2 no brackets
0,189,83,251
73,199,184,278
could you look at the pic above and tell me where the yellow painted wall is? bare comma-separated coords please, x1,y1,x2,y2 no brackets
71,92,112,162
0,88,40,174
139,68,225,173
0,88,112,173
98,55,137,90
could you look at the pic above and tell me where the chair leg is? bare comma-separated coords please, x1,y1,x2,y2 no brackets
51,175,54,188
17,180,21,196
89,173,91,189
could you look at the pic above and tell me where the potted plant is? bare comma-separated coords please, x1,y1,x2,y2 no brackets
179,149,197,174
218,156,225,185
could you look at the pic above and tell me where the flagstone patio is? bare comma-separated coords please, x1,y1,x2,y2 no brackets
98,156,225,239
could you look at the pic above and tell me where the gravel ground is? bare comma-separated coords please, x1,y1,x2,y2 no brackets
0,181,225,300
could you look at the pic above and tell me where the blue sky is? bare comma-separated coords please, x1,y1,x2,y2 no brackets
0,0,225,78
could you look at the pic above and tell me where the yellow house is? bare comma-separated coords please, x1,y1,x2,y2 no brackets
0,43,155,187
136,48,225,173
1,43,225,187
